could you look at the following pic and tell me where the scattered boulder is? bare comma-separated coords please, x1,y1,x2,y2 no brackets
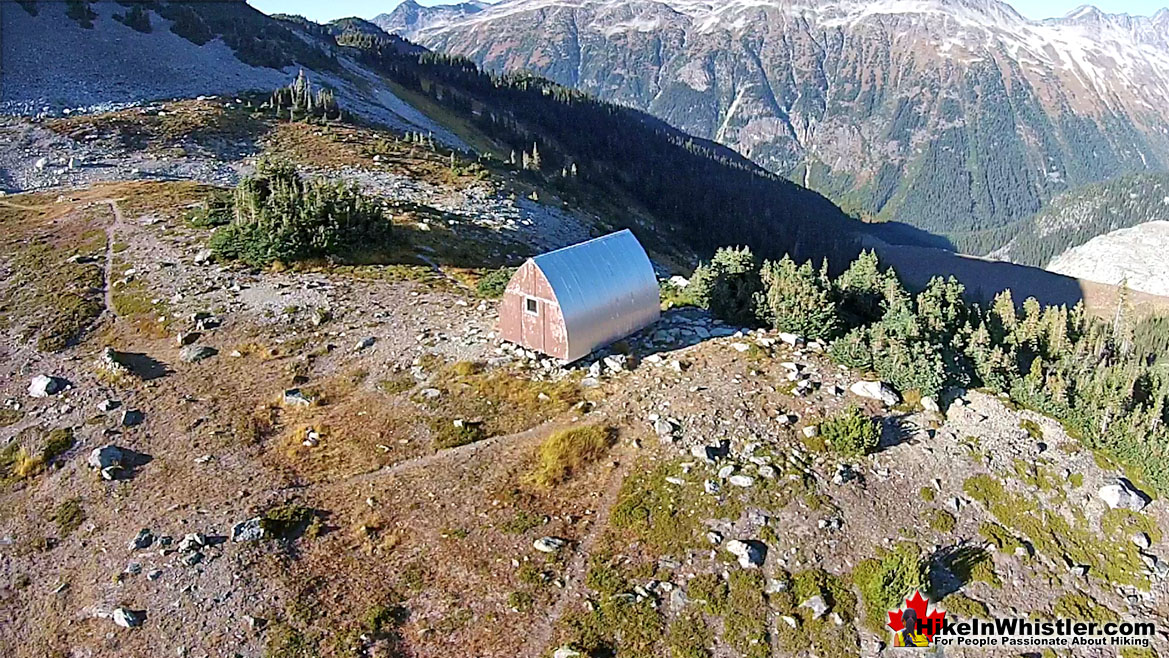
112,608,145,629
849,380,900,406
88,444,125,473
1134,532,1153,550
726,539,767,568
533,537,567,553
193,249,213,265
354,337,376,352
121,409,145,427
778,332,803,346
28,375,67,398
653,418,676,441
96,348,132,380
553,648,582,658
180,345,217,363
833,463,858,486
800,595,829,620
802,425,820,439
921,396,941,413
231,518,264,543
176,332,200,347
98,399,121,412
1099,480,1151,512
129,528,154,550
178,533,206,552
282,389,313,407
603,354,628,373
729,475,755,488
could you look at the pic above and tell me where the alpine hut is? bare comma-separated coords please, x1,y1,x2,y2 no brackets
499,230,660,362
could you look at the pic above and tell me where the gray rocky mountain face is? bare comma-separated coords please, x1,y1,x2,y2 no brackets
388,0,1169,246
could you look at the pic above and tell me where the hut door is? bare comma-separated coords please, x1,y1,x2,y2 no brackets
522,296,545,352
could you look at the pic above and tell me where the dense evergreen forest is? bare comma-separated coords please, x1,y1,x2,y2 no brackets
337,43,864,267
692,248,1169,496
971,173,1169,267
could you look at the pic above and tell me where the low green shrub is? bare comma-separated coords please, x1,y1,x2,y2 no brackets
210,158,390,267
853,543,926,630
821,406,880,458
476,267,515,298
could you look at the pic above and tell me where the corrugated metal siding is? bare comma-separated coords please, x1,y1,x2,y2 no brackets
531,230,660,362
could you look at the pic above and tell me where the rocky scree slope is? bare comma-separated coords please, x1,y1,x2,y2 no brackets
387,0,1169,247
0,0,462,147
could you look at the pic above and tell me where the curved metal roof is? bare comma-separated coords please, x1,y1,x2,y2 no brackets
532,229,660,362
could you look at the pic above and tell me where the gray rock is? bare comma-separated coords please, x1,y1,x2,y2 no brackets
231,518,264,542
850,380,900,406
691,444,721,463
534,537,567,553
833,463,858,486
726,539,766,568
112,607,144,628
766,578,789,594
553,648,582,658
1134,532,1153,550
282,389,313,407
778,332,803,346
729,475,755,488
88,444,125,471
193,249,213,265
1099,481,1151,512
653,418,675,439
180,345,217,363
178,533,205,552
176,332,200,347
354,337,376,352
28,374,66,398
801,595,829,620
98,399,121,412
129,528,154,550
121,409,145,427
602,354,628,373
921,396,941,413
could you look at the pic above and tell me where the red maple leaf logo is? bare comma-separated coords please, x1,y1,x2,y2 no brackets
886,591,947,642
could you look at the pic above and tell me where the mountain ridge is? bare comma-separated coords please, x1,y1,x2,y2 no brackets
382,0,1169,251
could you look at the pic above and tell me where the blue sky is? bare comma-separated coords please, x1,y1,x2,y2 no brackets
249,0,1167,24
